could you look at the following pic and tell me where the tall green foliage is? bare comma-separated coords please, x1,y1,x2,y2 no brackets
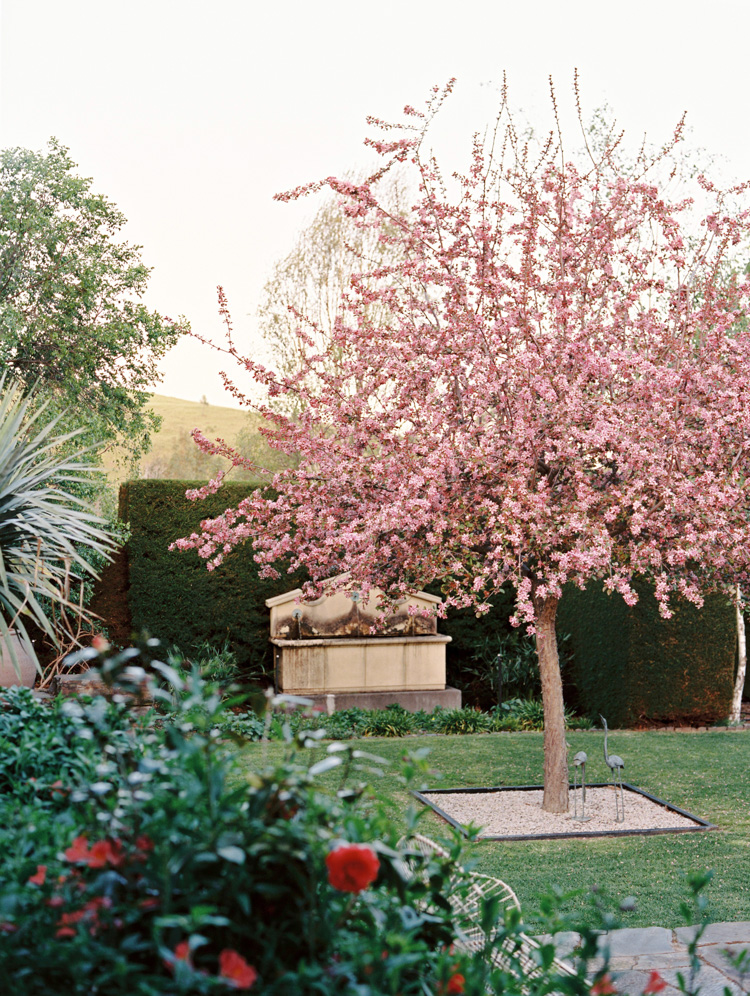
557,578,735,726
0,140,187,464
123,480,305,672
0,377,116,671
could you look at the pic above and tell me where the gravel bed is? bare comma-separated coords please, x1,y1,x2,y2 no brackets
421,786,705,838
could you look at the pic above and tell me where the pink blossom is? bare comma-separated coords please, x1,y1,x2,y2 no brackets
174,78,750,804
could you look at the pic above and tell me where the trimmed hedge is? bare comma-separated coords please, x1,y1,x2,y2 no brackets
121,479,306,672
557,578,736,727
117,480,738,723
119,480,520,685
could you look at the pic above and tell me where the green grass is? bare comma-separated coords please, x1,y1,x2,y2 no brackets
234,729,750,930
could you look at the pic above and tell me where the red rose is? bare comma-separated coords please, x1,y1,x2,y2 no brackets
643,971,667,994
88,839,125,868
27,865,46,886
325,844,380,893
219,949,258,989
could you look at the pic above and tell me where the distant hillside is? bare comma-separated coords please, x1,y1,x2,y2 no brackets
100,394,290,484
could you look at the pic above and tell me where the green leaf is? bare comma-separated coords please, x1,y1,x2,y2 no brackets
217,845,246,865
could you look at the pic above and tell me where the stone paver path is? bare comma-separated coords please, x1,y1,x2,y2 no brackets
542,921,750,994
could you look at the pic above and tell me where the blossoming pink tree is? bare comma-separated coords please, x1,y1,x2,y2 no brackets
175,79,750,812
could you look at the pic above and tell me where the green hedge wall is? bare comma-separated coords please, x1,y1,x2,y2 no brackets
120,480,522,687
557,578,735,727
120,481,737,723
121,480,307,673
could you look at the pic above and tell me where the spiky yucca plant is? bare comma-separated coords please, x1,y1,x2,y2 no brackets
0,376,116,679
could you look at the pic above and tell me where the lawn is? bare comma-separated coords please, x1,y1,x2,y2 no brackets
235,728,750,931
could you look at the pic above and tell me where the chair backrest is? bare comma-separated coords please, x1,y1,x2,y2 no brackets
397,833,578,992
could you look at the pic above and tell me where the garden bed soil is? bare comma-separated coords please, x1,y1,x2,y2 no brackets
418,784,715,840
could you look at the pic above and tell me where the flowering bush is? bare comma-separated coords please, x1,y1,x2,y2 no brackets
0,640,735,995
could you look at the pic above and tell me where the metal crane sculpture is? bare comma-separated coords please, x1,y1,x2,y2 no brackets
571,749,589,821
600,715,625,823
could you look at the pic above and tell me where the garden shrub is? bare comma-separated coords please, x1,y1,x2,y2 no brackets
121,480,308,677
356,703,418,737
0,687,129,796
0,642,614,995
447,628,574,711
557,578,736,726
429,707,496,735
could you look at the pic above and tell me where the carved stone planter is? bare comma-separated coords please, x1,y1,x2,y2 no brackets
269,634,452,694
266,579,459,711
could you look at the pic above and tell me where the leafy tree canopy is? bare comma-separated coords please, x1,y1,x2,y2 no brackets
0,139,187,463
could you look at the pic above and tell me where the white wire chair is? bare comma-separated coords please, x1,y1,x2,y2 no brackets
398,833,578,990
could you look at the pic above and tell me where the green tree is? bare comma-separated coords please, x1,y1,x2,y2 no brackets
0,139,187,465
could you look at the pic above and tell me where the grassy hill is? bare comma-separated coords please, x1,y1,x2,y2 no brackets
101,394,285,484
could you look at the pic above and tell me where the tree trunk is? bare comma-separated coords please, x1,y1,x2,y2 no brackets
534,594,569,813
730,585,746,725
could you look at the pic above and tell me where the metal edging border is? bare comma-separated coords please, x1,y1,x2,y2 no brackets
412,782,718,841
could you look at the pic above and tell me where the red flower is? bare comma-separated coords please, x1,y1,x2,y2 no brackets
64,835,124,868
55,908,86,937
64,836,91,863
0,922,17,933
591,974,618,995
133,835,155,862
643,971,667,994
46,896,65,908
165,940,192,972
27,865,46,886
437,966,466,994
86,841,104,866
325,844,380,893
88,838,124,868
219,949,258,990
84,896,112,912
55,896,111,939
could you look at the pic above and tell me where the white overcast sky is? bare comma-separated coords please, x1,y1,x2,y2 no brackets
2,0,749,406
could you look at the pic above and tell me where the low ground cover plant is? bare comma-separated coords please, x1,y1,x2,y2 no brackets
221,698,590,743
